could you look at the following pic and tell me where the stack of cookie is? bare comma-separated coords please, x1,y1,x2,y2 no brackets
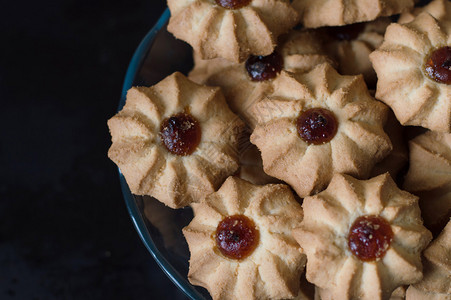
107,0,451,299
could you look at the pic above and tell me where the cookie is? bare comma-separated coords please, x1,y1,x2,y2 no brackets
250,63,392,197
107,72,243,208
293,173,432,300
183,176,306,299
167,0,299,63
370,12,451,132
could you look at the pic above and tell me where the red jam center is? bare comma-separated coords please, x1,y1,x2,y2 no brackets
245,52,284,82
296,108,338,145
215,215,259,260
215,0,251,9
159,112,201,156
348,215,394,262
425,46,451,85
327,22,365,41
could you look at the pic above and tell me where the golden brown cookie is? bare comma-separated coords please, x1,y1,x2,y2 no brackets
293,173,432,300
403,131,451,236
189,29,333,128
183,176,306,299
370,12,451,132
399,0,451,24
107,72,243,208
250,63,392,198
167,0,299,63
291,0,413,28
406,220,451,299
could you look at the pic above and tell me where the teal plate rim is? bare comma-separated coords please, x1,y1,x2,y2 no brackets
116,8,206,300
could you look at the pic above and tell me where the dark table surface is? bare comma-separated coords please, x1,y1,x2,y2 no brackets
2,1,438,299
0,0,188,299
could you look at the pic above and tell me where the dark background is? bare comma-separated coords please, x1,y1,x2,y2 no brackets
0,0,188,299
0,1,437,299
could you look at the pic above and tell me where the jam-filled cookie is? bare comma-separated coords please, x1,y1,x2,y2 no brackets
399,0,451,24
107,72,243,208
291,0,414,28
370,12,451,132
403,131,451,236
293,173,432,300
406,220,451,299
250,63,392,198
167,0,299,63
183,176,306,299
189,29,333,128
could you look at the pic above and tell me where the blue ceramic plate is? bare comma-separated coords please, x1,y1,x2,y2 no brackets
117,3,435,299
118,8,210,300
